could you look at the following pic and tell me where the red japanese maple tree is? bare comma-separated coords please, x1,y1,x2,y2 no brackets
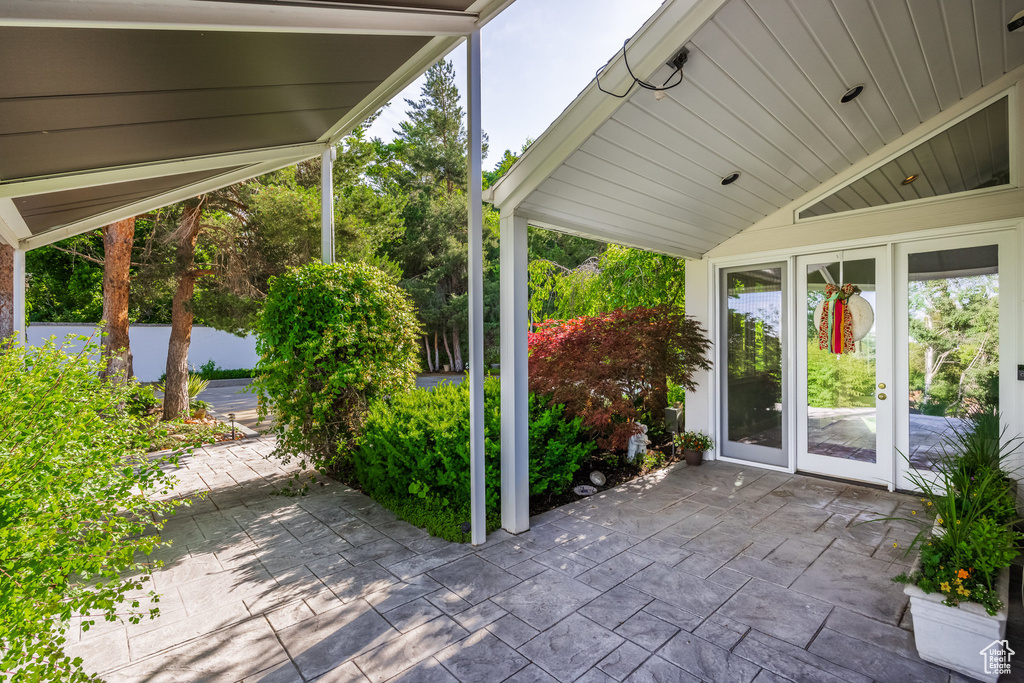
528,305,712,451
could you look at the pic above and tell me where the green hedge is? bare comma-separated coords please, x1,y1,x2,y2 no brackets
351,377,593,538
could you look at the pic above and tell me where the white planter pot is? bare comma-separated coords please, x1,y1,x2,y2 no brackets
904,561,1010,682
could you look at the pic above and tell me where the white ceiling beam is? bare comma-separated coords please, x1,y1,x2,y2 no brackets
0,0,478,36
488,0,730,212
0,199,32,245
0,143,327,200
21,156,309,251
523,211,704,260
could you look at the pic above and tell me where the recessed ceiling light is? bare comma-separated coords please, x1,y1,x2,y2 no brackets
721,172,740,186
841,85,864,103
902,174,919,185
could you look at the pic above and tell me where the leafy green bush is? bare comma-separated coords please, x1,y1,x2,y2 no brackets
351,377,593,538
126,384,160,417
0,337,181,682
252,262,421,472
197,359,254,380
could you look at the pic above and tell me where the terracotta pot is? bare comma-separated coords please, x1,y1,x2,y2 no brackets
683,448,703,466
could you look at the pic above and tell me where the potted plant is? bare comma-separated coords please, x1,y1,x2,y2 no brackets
884,414,1020,682
675,430,713,466
190,399,210,419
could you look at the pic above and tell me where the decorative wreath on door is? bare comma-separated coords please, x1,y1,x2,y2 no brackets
814,283,874,355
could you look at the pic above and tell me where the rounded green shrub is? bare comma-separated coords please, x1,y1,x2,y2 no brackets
253,262,421,472
352,377,594,538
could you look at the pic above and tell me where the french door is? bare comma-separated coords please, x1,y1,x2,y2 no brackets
796,247,893,486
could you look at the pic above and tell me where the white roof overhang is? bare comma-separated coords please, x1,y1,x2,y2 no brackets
488,0,1024,259
0,0,515,250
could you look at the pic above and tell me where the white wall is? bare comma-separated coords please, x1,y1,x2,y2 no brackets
26,323,259,382
684,257,715,460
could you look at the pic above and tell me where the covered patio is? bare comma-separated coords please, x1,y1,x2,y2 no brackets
69,436,967,683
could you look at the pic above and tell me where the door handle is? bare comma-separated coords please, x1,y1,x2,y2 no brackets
878,393,887,401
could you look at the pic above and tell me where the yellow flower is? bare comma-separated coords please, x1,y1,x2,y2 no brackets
940,581,951,592
926,502,932,506
936,516,944,525
958,587,971,598
892,542,898,548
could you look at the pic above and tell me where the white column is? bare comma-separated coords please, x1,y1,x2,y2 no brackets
13,247,25,346
466,28,486,545
321,146,336,265
499,211,529,533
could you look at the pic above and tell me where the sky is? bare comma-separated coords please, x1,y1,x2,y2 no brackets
367,0,665,171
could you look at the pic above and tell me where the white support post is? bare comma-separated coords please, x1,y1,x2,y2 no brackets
321,146,336,265
13,247,25,346
499,211,529,533
467,28,486,545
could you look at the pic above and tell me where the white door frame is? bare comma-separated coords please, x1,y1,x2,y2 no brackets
794,246,893,488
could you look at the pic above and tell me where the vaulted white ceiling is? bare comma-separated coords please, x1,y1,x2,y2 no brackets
491,0,1024,258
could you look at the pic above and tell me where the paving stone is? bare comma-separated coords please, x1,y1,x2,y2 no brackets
487,613,539,649
128,600,251,658
658,630,760,683
504,664,559,683
304,553,354,580
585,503,679,539
333,520,386,547
707,567,750,590
451,599,506,631
824,607,920,661
640,600,703,632
732,629,871,683
109,617,287,683
382,597,444,633
627,537,692,566
718,578,832,647
266,600,315,631
684,528,752,561
764,538,829,571
507,559,549,580
478,539,544,569
754,504,832,535
491,569,599,630
277,601,399,681
353,615,468,683
322,563,399,604
577,552,654,592
339,538,408,566
597,640,650,680
623,655,700,683
241,659,305,683
531,548,595,577
435,630,529,682
425,588,472,615
311,661,368,682
578,584,652,628
388,545,473,581
574,669,617,683
64,628,130,673
625,563,734,618
575,532,639,563
365,574,441,613
518,614,624,683
671,551,728,579
614,610,680,651
808,628,948,683
387,657,459,683
692,615,749,650
427,555,520,605
768,479,845,508
790,547,909,625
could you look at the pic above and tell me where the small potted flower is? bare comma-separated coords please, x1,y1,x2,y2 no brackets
190,399,210,419
675,430,713,466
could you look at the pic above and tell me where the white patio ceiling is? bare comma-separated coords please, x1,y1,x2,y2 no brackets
0,0,514,250
488,0,1024,259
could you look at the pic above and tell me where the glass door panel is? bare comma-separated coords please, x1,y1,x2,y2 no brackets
898,241,1000,479
797,247,892,486
720,265,786,467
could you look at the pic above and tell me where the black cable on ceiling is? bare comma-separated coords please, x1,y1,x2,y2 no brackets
596,40,687,99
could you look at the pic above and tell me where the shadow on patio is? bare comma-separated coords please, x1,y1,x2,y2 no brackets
71,436,978,682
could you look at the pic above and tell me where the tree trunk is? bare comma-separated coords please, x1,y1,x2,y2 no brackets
163,201,204,420
0,243,13,343
451,323,463,372
433,329,440,371
101,218,135,382
423,334,435,372
441,325,455,371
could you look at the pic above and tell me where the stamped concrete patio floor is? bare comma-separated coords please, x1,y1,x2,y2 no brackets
73,437,968,683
